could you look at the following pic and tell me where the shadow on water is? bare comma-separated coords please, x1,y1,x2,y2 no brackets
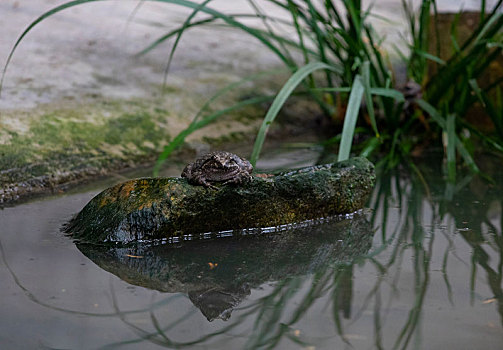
0,150,502,349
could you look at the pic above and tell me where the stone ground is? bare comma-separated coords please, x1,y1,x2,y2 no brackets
0,0,489,203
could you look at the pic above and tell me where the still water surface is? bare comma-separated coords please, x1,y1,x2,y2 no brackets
0,149,502,349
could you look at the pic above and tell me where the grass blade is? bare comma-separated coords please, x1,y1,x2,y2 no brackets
416,99,446,128
413,50,446,65
154,0,292,67
475,13,503,44
369,88,405,101
314,87,404,102
152,67,288,174
135,17,216,56
359,136,381,158
136,13,298,57
338,75,365,162
1,0,98,94
446,114,456,182
417,99,480,173
250,61,341,166
124,0,146,33
361,61,379,137
468,78,486,108
247,0,294,66
162,0,213,86
154,95,273,175
455,137,480,173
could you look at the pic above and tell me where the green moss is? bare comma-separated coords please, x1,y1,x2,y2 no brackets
105,112,166,147
0,149,27,170
0,100,171,185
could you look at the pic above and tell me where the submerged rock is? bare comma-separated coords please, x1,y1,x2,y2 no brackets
65,157,375,244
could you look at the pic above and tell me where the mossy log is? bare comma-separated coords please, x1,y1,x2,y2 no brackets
66,157,375,244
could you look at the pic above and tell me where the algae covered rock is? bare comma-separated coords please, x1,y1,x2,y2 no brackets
66,157,375,244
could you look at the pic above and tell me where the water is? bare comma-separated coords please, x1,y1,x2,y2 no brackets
0,149,502,349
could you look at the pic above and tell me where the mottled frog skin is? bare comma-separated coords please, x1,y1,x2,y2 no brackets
181,151,253,189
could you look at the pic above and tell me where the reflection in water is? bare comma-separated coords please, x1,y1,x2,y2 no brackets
77,214,373,325
1,154,502,349
74,155,503,348
369,156,503,349
446,179,503,327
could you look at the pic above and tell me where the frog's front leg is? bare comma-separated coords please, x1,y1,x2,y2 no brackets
193,175,218,190
224,173,252,186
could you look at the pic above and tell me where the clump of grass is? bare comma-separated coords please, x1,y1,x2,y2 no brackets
403,0,503,180
142,0,399,167
115,0,503,177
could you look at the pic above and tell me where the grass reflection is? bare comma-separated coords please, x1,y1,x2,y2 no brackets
369,155,503,348
2,155,501,349
78,214,374,348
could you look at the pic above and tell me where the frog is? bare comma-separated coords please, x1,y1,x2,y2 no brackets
181,151,253,189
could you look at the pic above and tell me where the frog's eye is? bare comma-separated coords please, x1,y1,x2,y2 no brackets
226,160,238,167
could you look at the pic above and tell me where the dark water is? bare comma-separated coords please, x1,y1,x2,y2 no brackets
1,149,502,350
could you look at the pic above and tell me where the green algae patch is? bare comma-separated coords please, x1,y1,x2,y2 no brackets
0,102,167,203
66,157,376,244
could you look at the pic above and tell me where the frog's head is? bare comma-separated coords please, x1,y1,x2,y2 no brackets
211,152,252,173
